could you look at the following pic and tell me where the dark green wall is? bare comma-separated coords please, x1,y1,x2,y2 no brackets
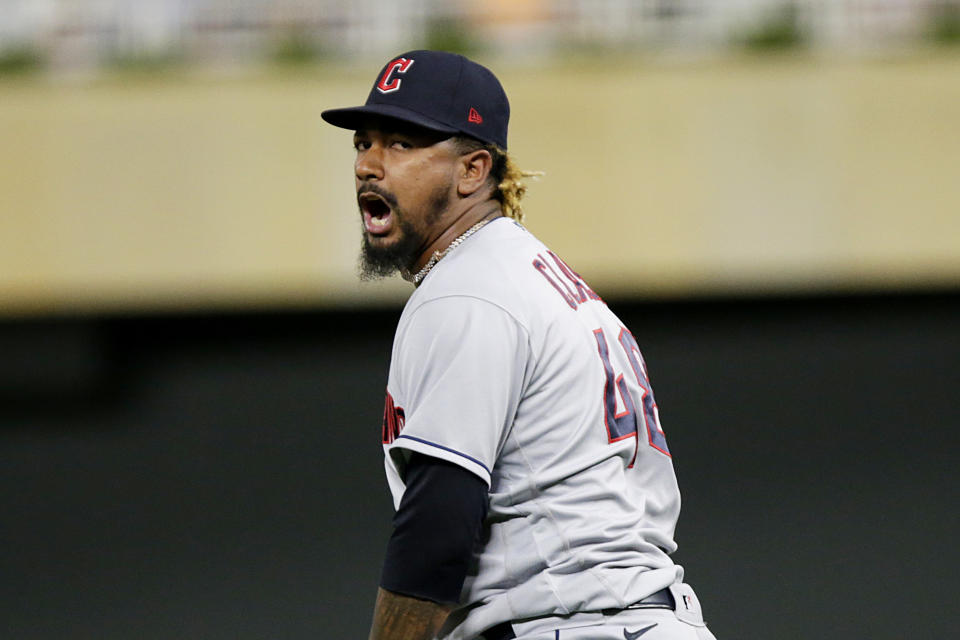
2,293,957,639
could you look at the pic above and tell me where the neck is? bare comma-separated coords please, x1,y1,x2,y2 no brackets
408,200,502,275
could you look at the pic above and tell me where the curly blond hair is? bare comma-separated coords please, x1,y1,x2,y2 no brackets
454,137,542,223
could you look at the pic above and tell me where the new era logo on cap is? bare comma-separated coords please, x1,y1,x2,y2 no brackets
321,50,510,149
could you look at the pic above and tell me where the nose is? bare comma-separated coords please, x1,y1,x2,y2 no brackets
355,145,384,182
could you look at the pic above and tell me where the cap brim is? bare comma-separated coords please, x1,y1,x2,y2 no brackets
321,104,460,136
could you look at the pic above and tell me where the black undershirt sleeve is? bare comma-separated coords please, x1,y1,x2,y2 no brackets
380,452,489,605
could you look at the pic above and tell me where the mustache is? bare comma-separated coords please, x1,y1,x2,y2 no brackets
357,182,399,211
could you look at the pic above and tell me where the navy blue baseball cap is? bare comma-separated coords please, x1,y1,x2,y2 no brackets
322,50,510,150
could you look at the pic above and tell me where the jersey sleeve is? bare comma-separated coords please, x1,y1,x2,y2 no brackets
380,452,489,604
385,295,529,491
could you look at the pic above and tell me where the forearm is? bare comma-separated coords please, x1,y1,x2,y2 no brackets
372,454,487,639
368,587,453,640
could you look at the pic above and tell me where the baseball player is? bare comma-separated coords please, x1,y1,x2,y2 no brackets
322,50,718,640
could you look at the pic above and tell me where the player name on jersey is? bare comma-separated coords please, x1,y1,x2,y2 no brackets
532,250,603,310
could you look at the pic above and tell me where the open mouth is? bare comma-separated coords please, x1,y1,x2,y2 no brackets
359,192,394,236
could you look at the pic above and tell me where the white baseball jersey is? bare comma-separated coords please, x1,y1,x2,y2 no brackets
381,217,684,640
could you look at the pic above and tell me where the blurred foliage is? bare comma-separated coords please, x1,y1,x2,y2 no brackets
927,2,960,45
106,49,184,74
739,3,806,52
0,46,44,76
424,17,475,55
552,37,633,65
269,28,324,66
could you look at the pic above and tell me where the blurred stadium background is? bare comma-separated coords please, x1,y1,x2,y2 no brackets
1,2,958,639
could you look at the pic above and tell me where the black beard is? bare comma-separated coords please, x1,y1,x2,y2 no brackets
357,181,451,281
358,212,423,281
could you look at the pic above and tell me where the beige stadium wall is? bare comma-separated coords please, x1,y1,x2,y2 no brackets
1,54,959,315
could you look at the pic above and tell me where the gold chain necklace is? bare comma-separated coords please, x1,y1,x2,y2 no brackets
406,219,492,285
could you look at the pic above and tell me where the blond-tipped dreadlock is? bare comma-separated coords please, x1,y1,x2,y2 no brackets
497,153,544,223
454,137,543,223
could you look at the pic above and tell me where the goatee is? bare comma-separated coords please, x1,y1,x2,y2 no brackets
358,214,424,281
357,181,451,281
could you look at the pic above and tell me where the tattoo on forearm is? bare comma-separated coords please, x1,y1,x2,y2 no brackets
368,588,453,640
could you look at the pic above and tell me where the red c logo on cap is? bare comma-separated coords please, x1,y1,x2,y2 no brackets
377,57,415,94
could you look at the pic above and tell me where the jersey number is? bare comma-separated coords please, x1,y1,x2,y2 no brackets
593,327,670,466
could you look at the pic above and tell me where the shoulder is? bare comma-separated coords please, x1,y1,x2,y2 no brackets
425,216,536,287
406,217,556,324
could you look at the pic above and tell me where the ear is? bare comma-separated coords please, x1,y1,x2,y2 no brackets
456,149,493,197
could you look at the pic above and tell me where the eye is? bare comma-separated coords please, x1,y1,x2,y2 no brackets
353,139,370,152
391,138,413,150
